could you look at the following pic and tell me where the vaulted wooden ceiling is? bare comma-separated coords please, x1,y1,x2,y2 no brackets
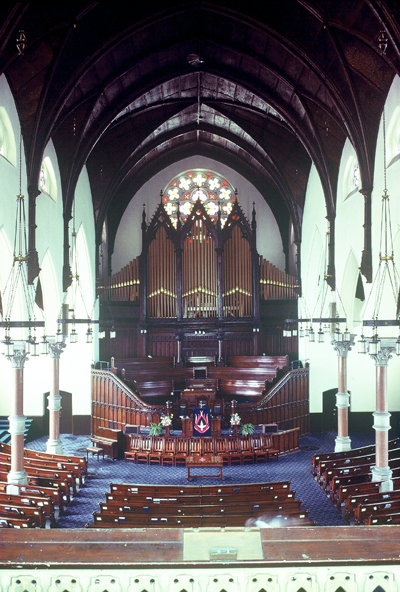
1,1,400,274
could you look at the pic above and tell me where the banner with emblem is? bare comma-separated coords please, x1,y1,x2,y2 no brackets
193,407,211,437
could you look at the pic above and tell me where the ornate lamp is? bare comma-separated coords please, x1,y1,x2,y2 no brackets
355,29,400,491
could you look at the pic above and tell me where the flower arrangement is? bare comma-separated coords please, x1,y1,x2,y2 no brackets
241,423,255,436
160,414,173,427
230,413,241,426
149,422,163,436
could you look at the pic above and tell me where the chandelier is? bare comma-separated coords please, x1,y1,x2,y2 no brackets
0,133,45,357
358,29,400,356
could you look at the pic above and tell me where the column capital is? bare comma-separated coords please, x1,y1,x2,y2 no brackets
370,345,395,366
331,337,355,357
49,341,66,359
5,342,28,368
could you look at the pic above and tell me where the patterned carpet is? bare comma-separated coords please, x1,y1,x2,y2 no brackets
25,431,375,528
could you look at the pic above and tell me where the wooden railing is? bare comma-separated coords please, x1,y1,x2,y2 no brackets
236,368,309,435
92,366,309,435
91,370,167,433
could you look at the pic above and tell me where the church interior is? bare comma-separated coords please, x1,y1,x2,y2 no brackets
1,1,400,589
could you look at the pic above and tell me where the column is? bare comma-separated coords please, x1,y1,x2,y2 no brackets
176,247,183,321
175,334,183,367
6,341,28,494
359,188,373,283
46,340,66,455
217,331,224,366
216,247,223,320
370,346,394,492
331,337,354,452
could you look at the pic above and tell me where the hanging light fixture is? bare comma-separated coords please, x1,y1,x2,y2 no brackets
358,28,400,355
57,200,98,343
0,127,46,355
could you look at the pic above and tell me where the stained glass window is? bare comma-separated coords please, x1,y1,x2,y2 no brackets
163,170,236,227
352,162,360,189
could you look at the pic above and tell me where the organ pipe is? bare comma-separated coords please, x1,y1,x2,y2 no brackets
182,218,217,318
259,256,297,300
147,225,177,317
222,224,252,317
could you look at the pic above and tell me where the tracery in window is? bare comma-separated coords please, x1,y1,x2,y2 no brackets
163,170,236,228
39,156,57,201
343,155,360,200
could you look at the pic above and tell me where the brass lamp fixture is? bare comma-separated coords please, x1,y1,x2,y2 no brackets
358,29,400,356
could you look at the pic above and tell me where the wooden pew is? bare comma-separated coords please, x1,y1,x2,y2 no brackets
0,453,82,490
109,481,292,498
365,511,400,525
324,457,400,492
354,498,400,524
99,498,302,515
105,489,297,506
0,472,70,507
311,438,400,476
0,461,76,497
88,508,312,529
0,503,47,528
316,447,400,482
0,481,65,515
0,491,55,523
0,516,33,528
0,441,87,479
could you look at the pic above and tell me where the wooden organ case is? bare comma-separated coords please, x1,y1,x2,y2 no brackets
99,180,299,363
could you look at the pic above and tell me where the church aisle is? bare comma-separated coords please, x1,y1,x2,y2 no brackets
25,431,375,528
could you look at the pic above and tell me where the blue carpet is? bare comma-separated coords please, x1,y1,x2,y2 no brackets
25,431,375,528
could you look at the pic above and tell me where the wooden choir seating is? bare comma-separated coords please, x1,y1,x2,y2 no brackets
0,442,86,528
86,481,315,529
226,355,289,370
311,438,400,526
123,432,288,466
92,362,309,436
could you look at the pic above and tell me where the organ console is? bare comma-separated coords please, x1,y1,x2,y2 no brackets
91,427,124,460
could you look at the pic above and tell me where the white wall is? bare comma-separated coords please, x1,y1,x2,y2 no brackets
112,156,285,273
0,73,96,420
300,75,400,416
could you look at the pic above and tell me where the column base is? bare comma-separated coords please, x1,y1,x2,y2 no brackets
46,438,63,455
7,470,28,493
371,466,393,492
334,435,352,452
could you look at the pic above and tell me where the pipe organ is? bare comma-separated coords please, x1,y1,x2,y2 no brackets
182,219,217,318
99,179,298,360
100,202,298,317
259,256,297,300
101,256,140,301
222,224,252,317
147,225,177,318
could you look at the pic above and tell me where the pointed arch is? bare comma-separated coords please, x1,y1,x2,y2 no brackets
39,250,61,336
339,249,364,330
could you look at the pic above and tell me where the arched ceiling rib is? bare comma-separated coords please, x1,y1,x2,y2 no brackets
1,0,400,276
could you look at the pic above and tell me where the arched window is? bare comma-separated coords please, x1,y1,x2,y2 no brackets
343,155,360,199
163,170,236,227
39,156,57,201
0,106,17,166
387,105,400,167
